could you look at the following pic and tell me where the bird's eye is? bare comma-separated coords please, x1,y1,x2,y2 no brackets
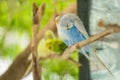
65,25,69,30
66,24,69,28
65,23,73,30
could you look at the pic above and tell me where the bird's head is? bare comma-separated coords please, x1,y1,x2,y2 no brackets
55,14,76,30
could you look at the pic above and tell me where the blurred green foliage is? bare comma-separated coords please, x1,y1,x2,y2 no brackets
0,0,78,80
0,0,75,58
41,58,78,80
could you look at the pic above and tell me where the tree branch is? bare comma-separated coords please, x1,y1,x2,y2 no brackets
39,53,82,67
61,23,120,59
31,3,45,80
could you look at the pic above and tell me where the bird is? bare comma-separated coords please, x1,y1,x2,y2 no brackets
55,13,114,77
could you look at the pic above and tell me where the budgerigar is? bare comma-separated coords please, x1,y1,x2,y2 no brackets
55,13,114,77
44,30,67,53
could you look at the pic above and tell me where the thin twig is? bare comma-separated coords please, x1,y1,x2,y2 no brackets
39,53,82,67
54,0,58,15
31,3,45,80
24,53,81,77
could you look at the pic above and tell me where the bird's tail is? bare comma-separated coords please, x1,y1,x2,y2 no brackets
80,48,100,69
81,47,115,78
91,49,114,76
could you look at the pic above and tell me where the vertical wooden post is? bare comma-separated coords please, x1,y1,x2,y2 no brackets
77,0,91,34
77,0,91,80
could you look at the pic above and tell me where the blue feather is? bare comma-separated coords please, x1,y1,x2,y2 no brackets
58,25,90,54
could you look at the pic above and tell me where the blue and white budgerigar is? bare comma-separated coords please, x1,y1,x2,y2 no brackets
55,13,114,76
55,13,89,54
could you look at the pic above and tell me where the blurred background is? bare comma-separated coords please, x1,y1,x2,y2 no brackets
0,0,120,80
0,0,77,80
90,0,120,80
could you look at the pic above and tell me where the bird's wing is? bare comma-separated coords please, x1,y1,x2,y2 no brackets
74,16,89,39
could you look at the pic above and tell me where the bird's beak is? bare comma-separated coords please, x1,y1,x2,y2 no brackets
55,16,61,25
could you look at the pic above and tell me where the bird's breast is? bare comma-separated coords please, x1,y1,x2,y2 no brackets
58,26,86,46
